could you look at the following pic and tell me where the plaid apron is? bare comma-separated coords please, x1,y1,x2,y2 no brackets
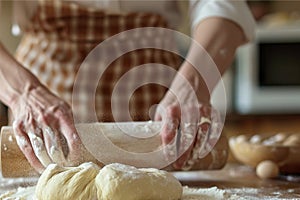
13,0,228,169
15,0,181,122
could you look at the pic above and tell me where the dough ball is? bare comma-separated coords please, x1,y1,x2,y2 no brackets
96,163,182,200
256,160,279,179
35,162,182,200
35,162,100,200
283,134,300,147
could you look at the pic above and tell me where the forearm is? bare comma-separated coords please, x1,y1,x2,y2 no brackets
158,17,248,170
0,42,40,108
178,17,246,104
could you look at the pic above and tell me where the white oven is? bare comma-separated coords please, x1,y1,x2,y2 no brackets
235,25,300,114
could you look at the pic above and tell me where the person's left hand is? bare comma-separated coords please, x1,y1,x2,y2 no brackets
155,66,222,170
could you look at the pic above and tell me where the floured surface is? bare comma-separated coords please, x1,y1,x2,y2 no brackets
183,186,229,200
0,186,254,200
0,186,229,200
1,163,300,199
0,186,35,200
2,185,300,200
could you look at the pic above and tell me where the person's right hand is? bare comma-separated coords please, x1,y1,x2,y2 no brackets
11,84,83,173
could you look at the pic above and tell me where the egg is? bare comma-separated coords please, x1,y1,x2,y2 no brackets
256,160,279,179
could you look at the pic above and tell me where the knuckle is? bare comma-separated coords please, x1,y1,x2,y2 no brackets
58,101,71,110
161,131,175,143
38,115,48,124
16,135,30,150
166,105,179,117
12,120,21,130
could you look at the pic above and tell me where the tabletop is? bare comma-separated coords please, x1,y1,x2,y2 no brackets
1,162,300,199
174,162,300,199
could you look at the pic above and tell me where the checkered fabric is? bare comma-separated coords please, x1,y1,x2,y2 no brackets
14,0,181,122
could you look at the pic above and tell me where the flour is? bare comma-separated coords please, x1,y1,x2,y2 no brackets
0,186,35,200
1,186,229,200
182,186,228,200
0,185,294,200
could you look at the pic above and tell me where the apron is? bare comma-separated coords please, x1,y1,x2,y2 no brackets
13,0,228,170
14,0,181,122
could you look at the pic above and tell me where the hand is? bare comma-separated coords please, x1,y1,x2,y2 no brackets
155,64,223,170
11,85,83,173
156,100,222,170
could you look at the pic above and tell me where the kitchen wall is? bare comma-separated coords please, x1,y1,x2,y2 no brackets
271,1,300,12
0,1,21,53
0,1,20,127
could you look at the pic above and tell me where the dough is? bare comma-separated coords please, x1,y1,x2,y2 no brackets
96,163,182,200
35,162,182,200
35,162,100,200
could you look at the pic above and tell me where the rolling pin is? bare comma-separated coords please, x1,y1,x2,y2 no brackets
0,122,228,177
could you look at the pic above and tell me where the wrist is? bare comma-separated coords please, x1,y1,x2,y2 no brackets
6,67,41,108
0,43,42,108
178,62,211,105
174,18,245,106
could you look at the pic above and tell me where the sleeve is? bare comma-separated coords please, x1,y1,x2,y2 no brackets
189,0,256,41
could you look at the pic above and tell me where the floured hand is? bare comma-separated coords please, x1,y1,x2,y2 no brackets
11,85,83,173
155,62,222,170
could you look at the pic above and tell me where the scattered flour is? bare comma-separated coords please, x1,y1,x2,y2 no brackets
0,185,293,200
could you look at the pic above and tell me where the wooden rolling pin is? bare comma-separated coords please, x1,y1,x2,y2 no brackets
0,122,228,177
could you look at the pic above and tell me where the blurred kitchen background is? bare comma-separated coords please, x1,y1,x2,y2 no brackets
1,1,300,136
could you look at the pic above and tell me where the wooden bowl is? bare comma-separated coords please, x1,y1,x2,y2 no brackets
229,133,300,174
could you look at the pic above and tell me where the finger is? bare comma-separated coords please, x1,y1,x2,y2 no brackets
159,105,181,163
59,116,81,153
50,101,88,166
27,130,52,167
154,113,162,121
27,114,54,168
173,144,193,170
198,108,222,158
13,121,45,173
160,105,181,145
173,108,213,170
56,108,82,165
173,122,198,169
196,117,212,157
37,106,69,165
179,119,212,170
43,126,67,166
154,104,164,121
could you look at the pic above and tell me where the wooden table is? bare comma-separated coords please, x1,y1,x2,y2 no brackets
1,162,300,199
174,162,300,199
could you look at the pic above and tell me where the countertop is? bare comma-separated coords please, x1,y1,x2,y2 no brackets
1,163,300,199
173,162,300,199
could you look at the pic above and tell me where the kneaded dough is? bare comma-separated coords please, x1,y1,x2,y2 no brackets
35,162,182,200
35,162,100,200
96,163,182,200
